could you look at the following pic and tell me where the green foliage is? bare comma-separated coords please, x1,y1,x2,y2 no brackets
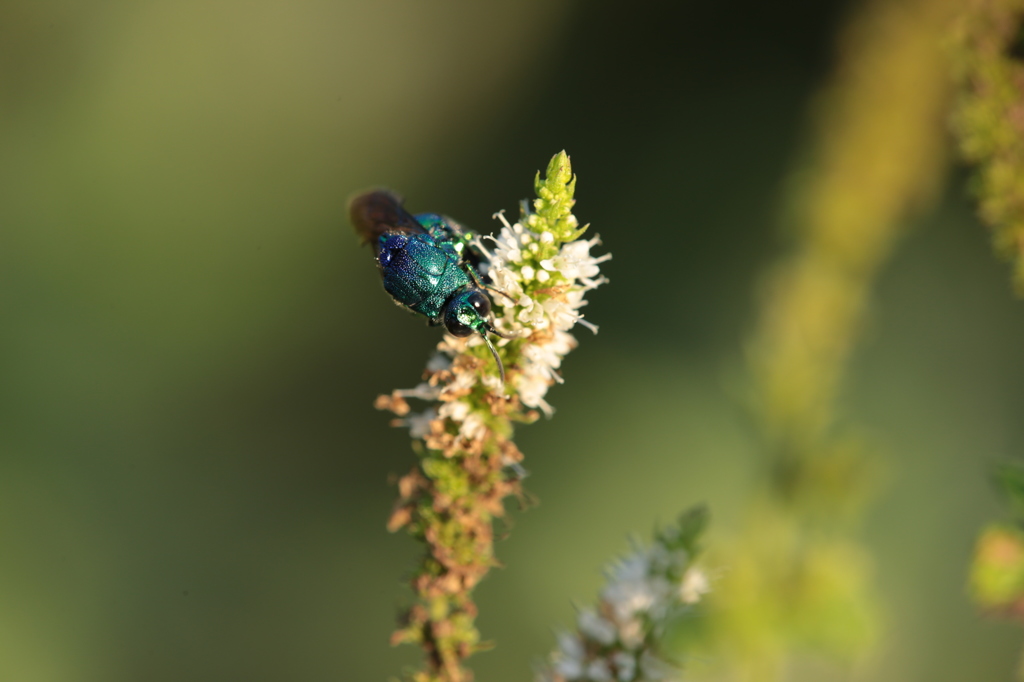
656,504,708,562
530,150,586,242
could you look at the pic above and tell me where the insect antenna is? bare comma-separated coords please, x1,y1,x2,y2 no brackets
480,332,506,388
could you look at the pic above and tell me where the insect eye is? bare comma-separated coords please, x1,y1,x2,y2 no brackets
443,291,488,338
444,311,475,337
444,316,474,337
444,296,474,338
467,290,491,316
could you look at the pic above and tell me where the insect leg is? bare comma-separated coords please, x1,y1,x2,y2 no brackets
463,262,516,305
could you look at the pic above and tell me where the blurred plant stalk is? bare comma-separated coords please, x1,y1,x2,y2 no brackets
950,0,1024,293
703,0,953,678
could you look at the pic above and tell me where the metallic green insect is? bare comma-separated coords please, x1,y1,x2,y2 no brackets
349,189,511,384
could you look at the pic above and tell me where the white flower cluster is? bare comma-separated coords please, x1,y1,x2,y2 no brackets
476,211,610,416
536,529,709,682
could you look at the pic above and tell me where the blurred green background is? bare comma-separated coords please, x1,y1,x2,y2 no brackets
3,1,1024,680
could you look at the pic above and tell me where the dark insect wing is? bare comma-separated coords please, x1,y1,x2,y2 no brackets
348,189,427,255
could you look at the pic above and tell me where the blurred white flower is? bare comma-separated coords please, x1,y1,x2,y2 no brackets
553,631,586,679
617,616,645,650
405,409,436,439
458,413,487,441
395,382,442,401
680,568,710,605
585,659,613,682
612,651,636,682
438,400,470,422
578,608,617,645
536,512,708,682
